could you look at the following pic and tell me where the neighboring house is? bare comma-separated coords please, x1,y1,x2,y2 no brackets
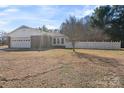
7,25,67,49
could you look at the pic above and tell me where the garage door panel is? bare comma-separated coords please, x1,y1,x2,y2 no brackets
10,37,31,48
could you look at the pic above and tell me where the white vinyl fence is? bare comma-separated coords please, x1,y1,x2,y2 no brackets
65,41,121,49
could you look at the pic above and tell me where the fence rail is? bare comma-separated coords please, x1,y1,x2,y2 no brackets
65,41,121,49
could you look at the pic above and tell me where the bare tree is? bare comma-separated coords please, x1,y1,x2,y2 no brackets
60,16,84,52
80,16,109,41
0,31,7,46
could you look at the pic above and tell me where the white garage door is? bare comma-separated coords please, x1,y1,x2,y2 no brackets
10,37,31,48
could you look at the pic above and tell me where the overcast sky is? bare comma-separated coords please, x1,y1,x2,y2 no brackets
0,5,97,32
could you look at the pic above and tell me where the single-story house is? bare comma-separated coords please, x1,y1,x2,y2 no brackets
7,25,121,49
7,25,67,49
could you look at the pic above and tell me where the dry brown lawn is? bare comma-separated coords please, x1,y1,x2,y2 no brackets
0,49,124,88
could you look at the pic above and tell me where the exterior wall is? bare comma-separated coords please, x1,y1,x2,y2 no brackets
31,36,41,49
65,41,121,49
7,36,11,48
31,35,52,49
42,35,52,48
31,35,66,49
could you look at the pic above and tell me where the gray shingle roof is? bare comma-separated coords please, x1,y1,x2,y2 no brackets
8,25,65,37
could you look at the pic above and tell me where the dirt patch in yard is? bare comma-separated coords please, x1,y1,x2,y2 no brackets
74,52,120,67
0,49,124,88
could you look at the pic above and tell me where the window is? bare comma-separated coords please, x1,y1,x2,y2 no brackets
61,38,64,44
57,38,59,44
53,38,56,44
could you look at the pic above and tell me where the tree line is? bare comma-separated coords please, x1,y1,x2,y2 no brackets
60,5,124,51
